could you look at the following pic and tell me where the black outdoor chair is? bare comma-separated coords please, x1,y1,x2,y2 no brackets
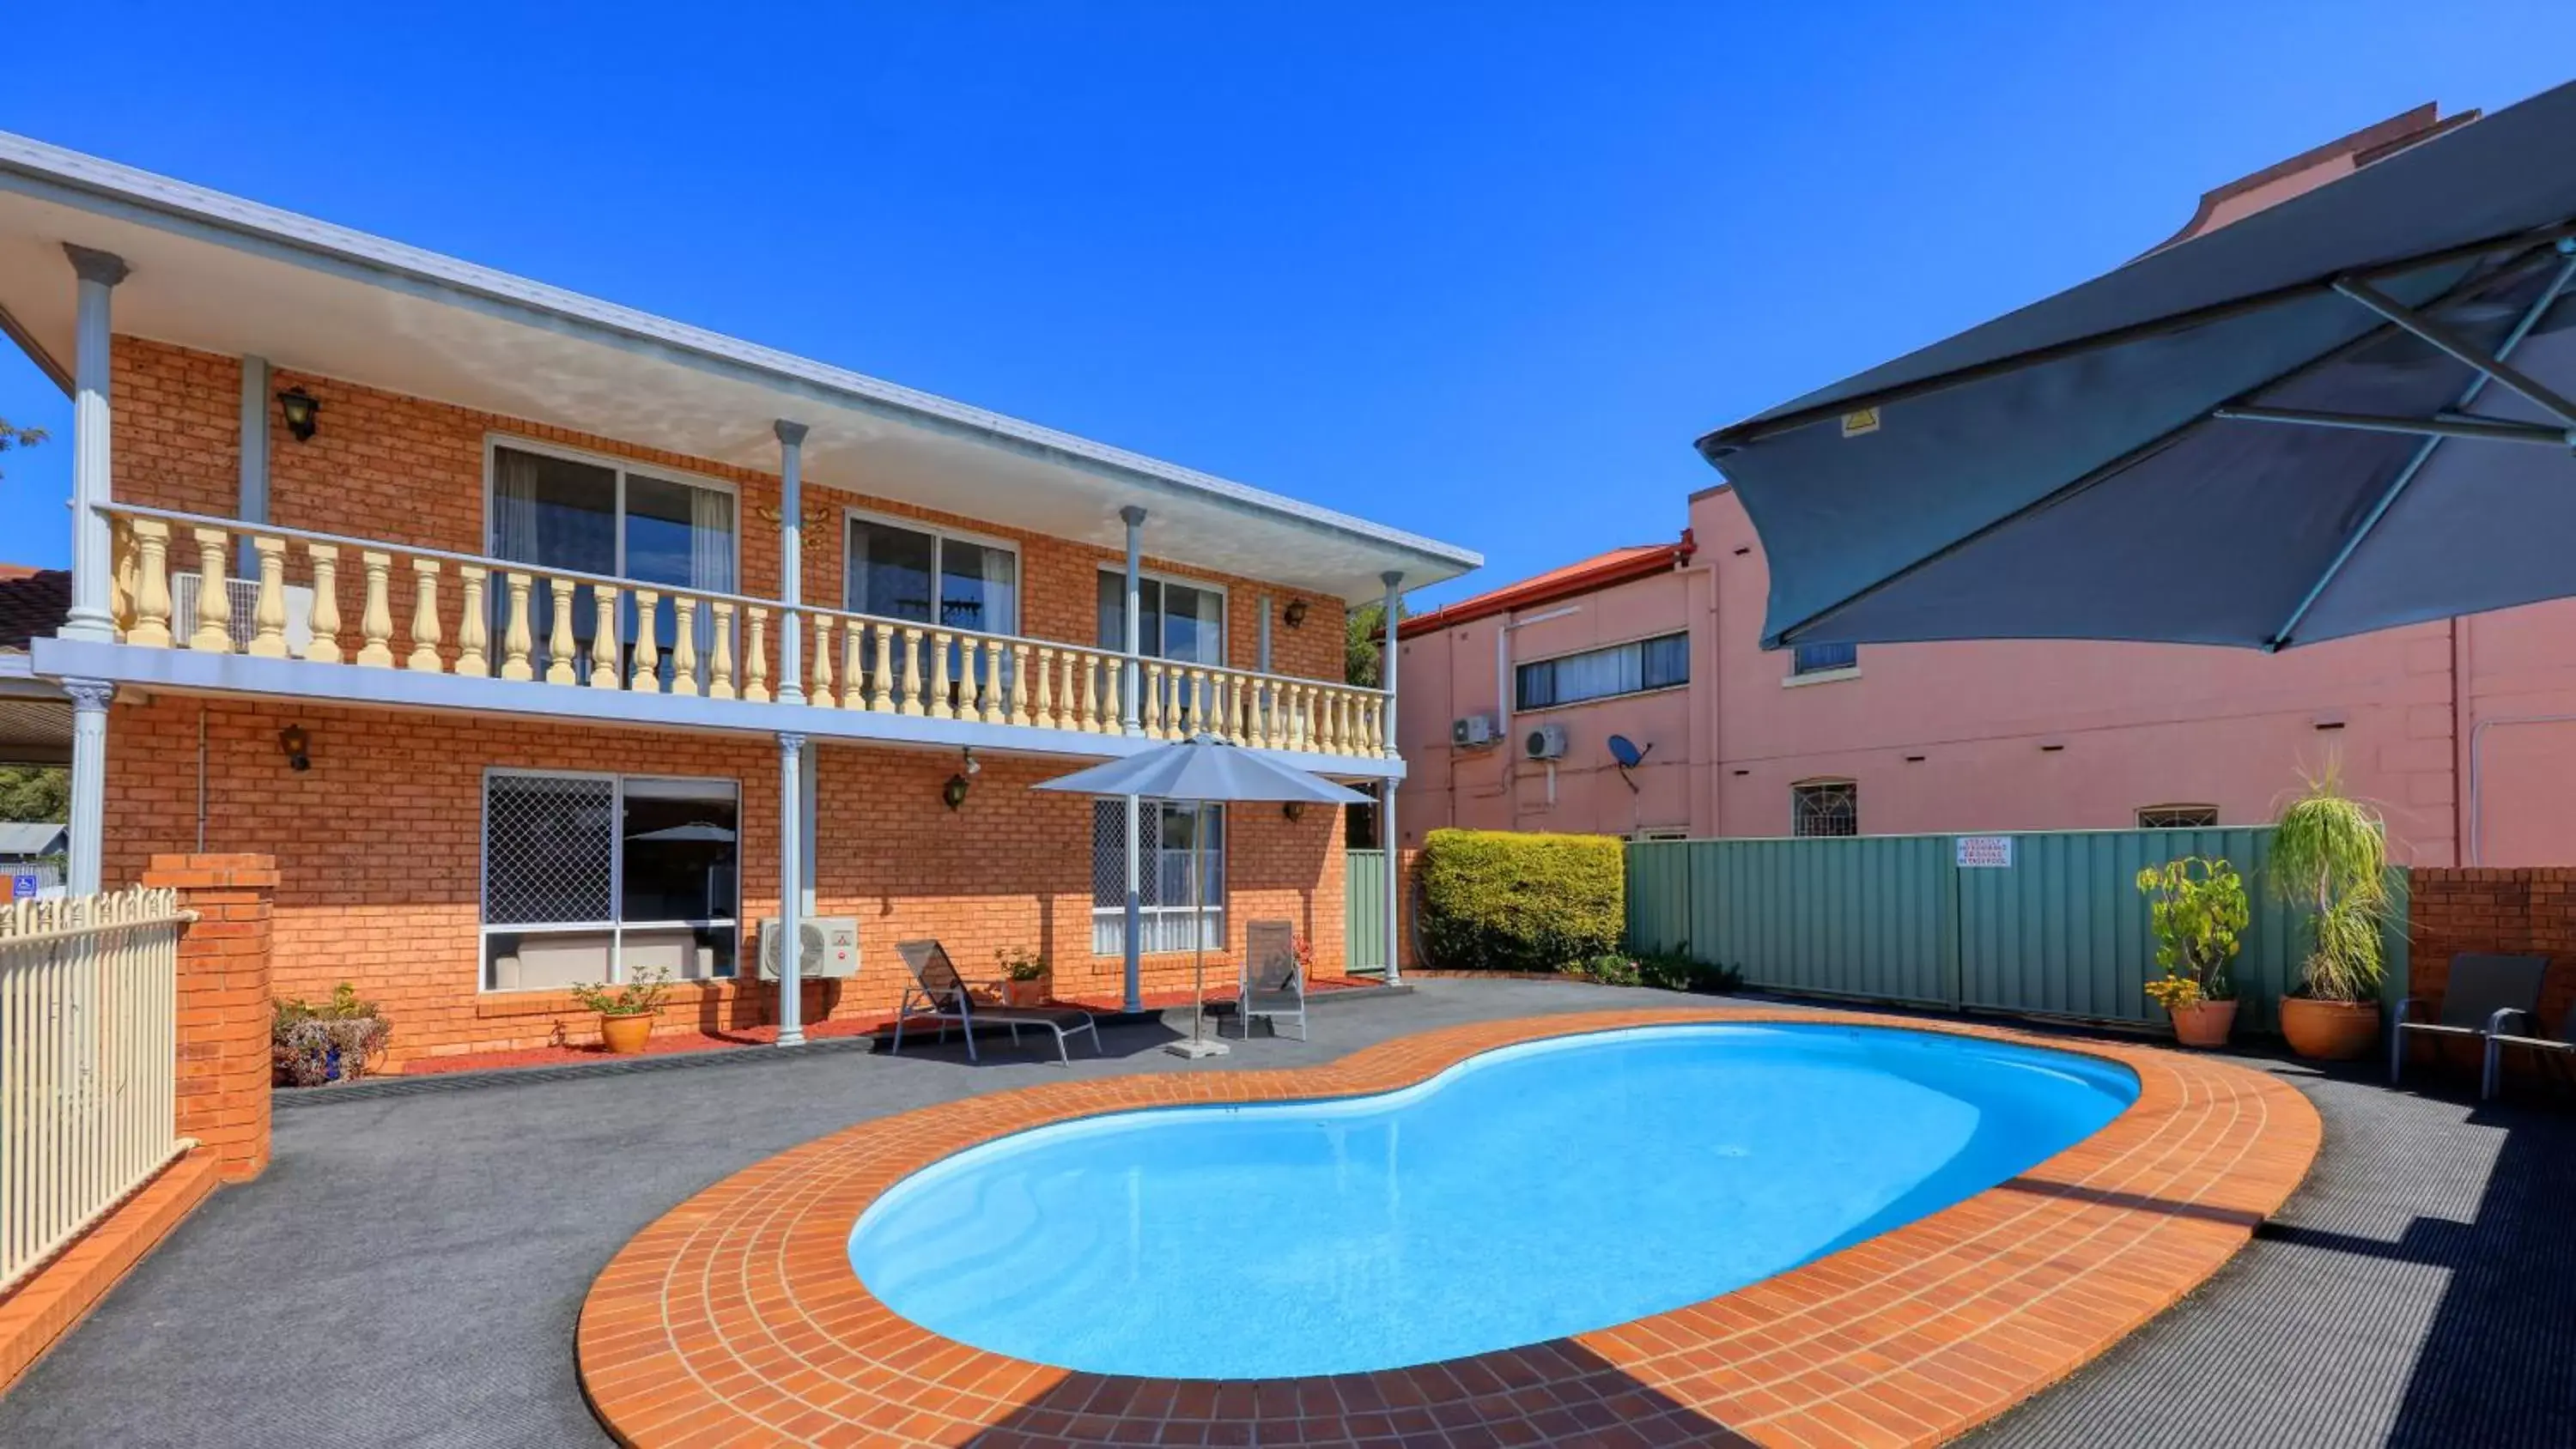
2391,954,2550,1097
889,939,1100,1066
2484,997,2576,1101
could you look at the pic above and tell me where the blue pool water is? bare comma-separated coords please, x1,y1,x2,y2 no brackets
848,1022,2136,1379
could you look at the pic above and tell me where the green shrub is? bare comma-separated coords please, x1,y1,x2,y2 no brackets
1418,828,1624,973
1568,952,1642,986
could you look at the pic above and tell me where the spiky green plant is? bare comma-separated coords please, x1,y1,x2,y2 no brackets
2269,761,2389,1003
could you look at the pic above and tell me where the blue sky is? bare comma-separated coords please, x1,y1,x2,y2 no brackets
4,3,2574,606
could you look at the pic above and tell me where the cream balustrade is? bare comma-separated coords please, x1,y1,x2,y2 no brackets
97,506,1394,760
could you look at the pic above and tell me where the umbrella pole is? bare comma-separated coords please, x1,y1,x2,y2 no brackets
1163,799,1229,1060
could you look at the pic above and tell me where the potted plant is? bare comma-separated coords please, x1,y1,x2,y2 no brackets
271,982,392,1086
2271,766,2391,1060
571,967,671,1054
2136,856,2247,1049
997,946,1051,1007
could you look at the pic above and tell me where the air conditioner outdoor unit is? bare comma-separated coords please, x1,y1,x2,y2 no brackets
171,573,315,653
757,916,860,979
1451,713,1498,749
1522,722,1569,761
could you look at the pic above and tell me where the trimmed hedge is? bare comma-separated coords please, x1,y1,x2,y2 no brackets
1418,828,1625,973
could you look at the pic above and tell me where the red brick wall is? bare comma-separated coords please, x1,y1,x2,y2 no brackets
2404,867,2576,1032
141,852,276,1182
110,337,1348,682
106,695,1347,1067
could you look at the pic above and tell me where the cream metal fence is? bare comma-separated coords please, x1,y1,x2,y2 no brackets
0,886,191,1292
102,503,1393,761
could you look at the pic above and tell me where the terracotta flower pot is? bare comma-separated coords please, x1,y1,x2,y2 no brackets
2167,998,2237,1049
598,1011,654,1055
2281,995,2380,1061
1003,975,1052,1008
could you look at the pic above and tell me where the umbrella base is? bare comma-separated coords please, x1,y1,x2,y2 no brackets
1163,1036,1231,1060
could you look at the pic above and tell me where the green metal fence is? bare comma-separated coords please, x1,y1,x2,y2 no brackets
1626,828,2410,1034
1346,848,1392,974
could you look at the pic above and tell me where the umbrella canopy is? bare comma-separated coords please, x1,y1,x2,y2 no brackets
1031,735,1372,805
1698,82,2576,652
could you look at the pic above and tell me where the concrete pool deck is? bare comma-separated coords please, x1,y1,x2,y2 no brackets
575,1004,2318,1447
5,978,2571,1447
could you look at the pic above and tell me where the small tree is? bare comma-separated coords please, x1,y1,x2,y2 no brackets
0,766,68,823
2137,856,2249,1009
2270,761,2390,1003
0,415,42,482
1345,599,1406,688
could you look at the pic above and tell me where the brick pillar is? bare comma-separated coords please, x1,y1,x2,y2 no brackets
143,853,277,1183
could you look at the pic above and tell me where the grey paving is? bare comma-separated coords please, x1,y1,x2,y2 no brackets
0,982,2569,1448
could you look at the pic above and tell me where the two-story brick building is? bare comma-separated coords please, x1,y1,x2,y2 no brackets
0,131,1477,1067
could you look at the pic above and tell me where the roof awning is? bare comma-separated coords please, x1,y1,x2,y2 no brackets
0,134,1479,605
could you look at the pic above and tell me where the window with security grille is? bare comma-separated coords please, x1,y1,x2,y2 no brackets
1091,799,1225,956
482,771,738,991
2137,803,2220,830
1790,780,1858,838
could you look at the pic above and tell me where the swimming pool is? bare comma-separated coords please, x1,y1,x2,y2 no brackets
847,1022,2137,1379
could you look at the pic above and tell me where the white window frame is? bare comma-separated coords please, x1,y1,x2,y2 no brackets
477,767,742,991
845,506,1023,637
1513,630,1691,713
481,433,743,585
1090,799,1228,957
1096,564,1230,664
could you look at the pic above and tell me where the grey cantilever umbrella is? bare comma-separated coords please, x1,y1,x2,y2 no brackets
1036,736,1368,1058
1698,81,2576,654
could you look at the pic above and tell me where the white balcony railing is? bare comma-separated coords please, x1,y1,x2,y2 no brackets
101,505,1392,760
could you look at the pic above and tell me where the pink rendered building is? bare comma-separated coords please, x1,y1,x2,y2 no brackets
1397,101,2576,868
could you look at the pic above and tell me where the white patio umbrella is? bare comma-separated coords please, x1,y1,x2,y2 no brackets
1034,735,1370,1058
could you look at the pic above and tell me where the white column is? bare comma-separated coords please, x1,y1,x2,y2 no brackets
1121,506,1145,735
1121,506,1146,1012
776,731,805,1046
238,355,270,524
1123,792,1144,1014
1380,570,1404,984
775,420,808,707
62,246,128,643
64,680,111,895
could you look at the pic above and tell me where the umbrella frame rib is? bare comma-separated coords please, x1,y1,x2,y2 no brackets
1758,234,2576,652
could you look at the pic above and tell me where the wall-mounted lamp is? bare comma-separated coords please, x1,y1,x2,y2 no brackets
278,724,311,772
1281,801,1306,823
942,748,980,810
276,387,320,443
1282,597,1309,629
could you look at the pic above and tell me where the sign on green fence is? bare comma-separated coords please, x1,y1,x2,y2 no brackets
1625,828,2410,1035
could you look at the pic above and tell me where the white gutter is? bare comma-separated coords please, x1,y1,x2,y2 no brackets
0,130,1483,585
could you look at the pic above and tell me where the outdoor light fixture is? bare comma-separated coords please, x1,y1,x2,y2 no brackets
1283,597,1309,629
943,748,979,809
278,724,311,772
1281,801,1305,822
275,387,319,442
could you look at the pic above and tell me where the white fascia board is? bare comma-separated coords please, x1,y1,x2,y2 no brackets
33,638,1406,781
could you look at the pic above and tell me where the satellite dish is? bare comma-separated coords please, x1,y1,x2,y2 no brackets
1607,734,1649,769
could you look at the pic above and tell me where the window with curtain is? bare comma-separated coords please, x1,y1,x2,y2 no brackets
1792,641,1859,676
848,517,1020,703
1515,632,1689,711
481,772,738,991
1090,799,1225,956
486,443,736,687
1095,571,1226,663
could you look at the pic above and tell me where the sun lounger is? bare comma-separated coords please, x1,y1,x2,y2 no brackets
890,939,1100,1066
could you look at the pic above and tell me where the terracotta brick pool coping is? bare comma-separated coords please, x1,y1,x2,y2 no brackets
574,1005,2321,1447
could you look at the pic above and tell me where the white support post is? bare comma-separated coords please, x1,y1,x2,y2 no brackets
1380,570,1404,984
239,355,270,524
1120,505,1146,1012
62,246,128,643
64,679,111,896
775,420,809,707
1121,506,1145,736
776,731,806,1046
